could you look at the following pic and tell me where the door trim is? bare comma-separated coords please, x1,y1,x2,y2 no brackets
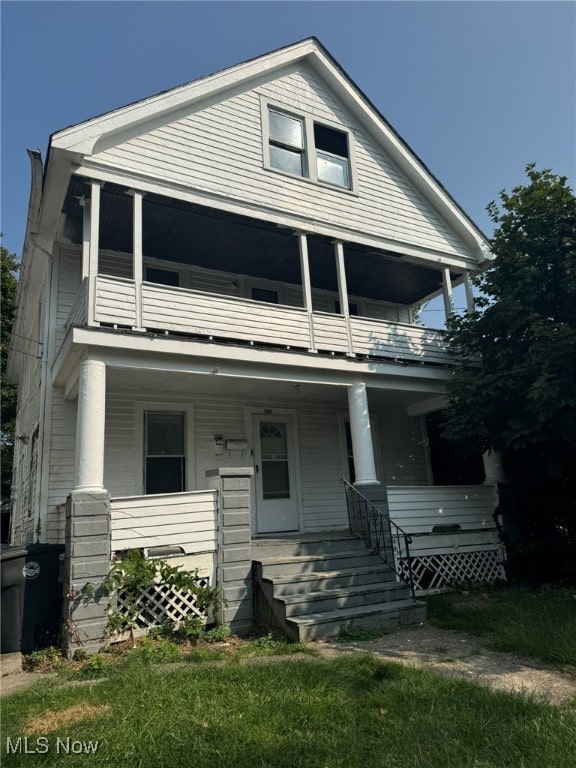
245,407,303,535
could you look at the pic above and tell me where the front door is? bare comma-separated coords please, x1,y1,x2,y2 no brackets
253,415,299,534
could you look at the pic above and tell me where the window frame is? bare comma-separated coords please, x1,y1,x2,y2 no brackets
261,99,357,193
135,402,195,496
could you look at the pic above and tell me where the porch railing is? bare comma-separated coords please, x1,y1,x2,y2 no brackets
63,275,456,366
342,479,416,599
110,489,218,554
343,479,507,594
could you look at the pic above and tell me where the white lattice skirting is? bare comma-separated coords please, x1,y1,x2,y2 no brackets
116,577,211,629
396,550,506,593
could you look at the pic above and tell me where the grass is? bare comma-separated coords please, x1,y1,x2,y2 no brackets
3,648,575,768
426,584,576,668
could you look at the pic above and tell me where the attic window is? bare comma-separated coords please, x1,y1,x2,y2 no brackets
314,124,350,188
269,110,305,177
265,105,353,190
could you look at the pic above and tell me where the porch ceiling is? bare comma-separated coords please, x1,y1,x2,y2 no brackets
61,177,461,305
105,366,438,409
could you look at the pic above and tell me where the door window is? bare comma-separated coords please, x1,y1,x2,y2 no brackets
260,422,290,499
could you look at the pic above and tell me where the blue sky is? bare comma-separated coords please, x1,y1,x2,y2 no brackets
1,1,574,318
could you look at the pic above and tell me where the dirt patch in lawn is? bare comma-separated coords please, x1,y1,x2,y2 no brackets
23,703,112,735
318,624,576,707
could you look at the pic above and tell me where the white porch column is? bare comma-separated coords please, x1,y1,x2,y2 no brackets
87,181,101,325
298,232,316,352
442,266,454,323
482,450,505,484
131,189,144,331
74,359,106,492
335,240,354,355
347,382,379,486
463,271,475,314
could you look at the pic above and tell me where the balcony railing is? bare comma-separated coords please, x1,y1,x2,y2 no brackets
66,276,454,366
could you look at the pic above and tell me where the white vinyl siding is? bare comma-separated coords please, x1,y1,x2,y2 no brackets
91,63,471,258
55,247,82,347
101,393,429,530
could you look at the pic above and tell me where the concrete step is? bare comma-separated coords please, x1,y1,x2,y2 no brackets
251,534,364,558
257,550,390,578
280,581,411,617
287,599,427,642
268,564,397,596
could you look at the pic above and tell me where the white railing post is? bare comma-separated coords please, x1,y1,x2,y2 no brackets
81,197,91,280
442,266,454,324
298,232,316,352
335,240,354,355
130,189,145,331
464,271,475,314
88,181,101,326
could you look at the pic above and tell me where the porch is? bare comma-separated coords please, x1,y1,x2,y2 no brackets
108,482,505,596
67,275,454,365
58,178,477,369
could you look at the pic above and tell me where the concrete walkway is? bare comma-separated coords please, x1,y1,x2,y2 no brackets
317,624,576,707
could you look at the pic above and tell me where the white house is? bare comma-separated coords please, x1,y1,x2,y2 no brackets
7,38,505,651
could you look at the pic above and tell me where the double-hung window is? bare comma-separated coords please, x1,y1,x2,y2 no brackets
314,123,350,188
266,105,352,190
268,110,306,177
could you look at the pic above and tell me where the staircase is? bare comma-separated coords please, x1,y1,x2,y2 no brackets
252,533,426,642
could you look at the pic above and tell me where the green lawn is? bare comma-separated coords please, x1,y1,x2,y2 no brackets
426,584,576,668
2,643,575,768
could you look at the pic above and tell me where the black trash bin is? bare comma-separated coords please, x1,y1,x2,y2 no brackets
1,543,65,653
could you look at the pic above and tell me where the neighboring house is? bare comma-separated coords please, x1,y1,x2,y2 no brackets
7,38,505,652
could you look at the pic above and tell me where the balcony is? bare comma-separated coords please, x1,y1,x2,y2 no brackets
67,275,454,366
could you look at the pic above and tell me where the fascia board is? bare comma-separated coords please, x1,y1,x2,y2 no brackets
50,40,318,154
306,52,489,259
52,326,452,393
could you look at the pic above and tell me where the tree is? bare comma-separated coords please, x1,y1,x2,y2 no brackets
442,165,576,582
1,246,19,499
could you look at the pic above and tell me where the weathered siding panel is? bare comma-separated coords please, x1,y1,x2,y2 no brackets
104,397,138,497
92,64,469,258
387,485,497,533
10,311,43,544
47,388,77,511
95,276,137,325
378,408,430,486
351,317,450,364
110,491,217,553
297,408,348,531
141,285,310,346
56,247,82,347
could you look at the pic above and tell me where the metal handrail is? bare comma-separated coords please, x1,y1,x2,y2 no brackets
341,478,416,600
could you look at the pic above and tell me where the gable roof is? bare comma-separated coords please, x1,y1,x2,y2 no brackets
49,37,489,258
